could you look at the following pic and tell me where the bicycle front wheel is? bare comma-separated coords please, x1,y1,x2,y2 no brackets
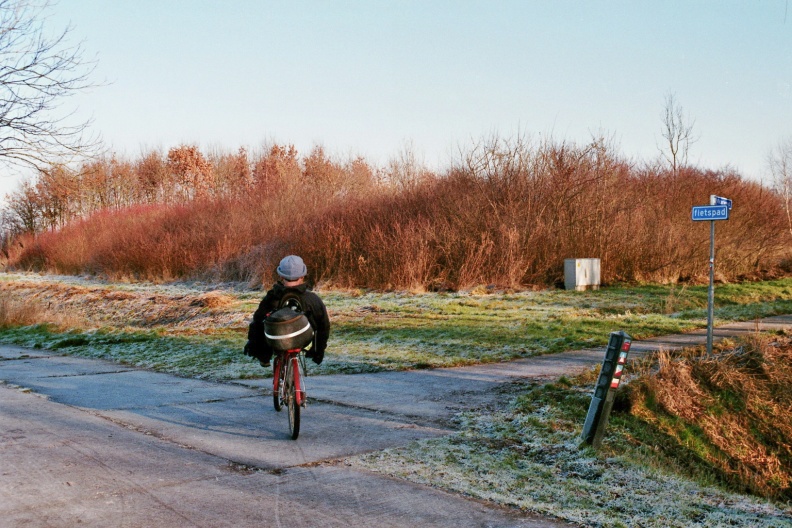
286,357,301,440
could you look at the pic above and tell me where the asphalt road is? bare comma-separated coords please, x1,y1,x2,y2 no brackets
2,315,790,527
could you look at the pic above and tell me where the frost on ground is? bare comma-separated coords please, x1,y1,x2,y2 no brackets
0,272,684,379
349,393,792,528
0,272,258,331
3,273,792,525
1,272,791,381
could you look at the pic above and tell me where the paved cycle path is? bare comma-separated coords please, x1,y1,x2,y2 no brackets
1,315,790,527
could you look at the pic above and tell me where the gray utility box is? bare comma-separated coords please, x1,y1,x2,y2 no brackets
564,258,601,291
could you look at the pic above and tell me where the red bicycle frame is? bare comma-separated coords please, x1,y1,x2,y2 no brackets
272,348,304,406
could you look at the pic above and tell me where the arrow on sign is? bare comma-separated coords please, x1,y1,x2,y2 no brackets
710,195,732,210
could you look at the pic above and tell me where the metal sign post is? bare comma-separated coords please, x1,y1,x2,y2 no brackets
707,218,715,354
691,196,732,355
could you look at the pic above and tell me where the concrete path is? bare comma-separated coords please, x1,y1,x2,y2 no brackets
1,315,790,527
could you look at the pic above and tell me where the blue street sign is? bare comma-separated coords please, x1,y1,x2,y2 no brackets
711,195,733,210
692,205,729,221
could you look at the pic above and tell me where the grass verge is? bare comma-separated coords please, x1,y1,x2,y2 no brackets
349,334,792,527
0,273,790,379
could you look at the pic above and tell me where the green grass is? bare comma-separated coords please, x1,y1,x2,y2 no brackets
321,283,792,374
0,274,790,380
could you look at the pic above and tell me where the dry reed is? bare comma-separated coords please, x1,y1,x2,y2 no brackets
627,334,792,501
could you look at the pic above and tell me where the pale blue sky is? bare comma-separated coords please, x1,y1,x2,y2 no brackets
23,1,792,190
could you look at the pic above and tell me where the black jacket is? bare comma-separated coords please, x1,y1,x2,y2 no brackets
246,282,330,358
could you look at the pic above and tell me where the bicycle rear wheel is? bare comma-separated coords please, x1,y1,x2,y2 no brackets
286,357,300,440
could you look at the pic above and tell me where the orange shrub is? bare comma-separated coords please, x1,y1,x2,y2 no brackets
5,139,791,289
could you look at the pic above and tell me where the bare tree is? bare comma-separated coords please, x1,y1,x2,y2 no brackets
385,140,432,191
3,179,40,233
768,138,792,238
0,0,98,169
659,92,697,174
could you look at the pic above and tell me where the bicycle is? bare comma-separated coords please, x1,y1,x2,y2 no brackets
272,346,308,440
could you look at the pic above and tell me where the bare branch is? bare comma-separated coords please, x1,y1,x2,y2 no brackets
768,138,792,239
658,92,697,174
0,0,99,170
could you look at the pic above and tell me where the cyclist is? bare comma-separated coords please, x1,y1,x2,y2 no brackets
244,255,330,368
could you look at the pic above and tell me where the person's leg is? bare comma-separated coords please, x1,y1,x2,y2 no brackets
259,343,273,367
